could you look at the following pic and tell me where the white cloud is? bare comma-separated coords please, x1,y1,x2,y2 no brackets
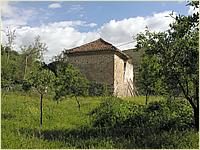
88,23,97,27
47,20,85,28
3,23,99,63
2,3,175,63
48,3,61,9
1,1,38,28
146,11,176,32
46,21,97,28
188,6,198,15
1,1,18,17
1,2,97,63
99,11,175,49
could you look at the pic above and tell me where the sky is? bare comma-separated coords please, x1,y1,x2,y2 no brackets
1,1,198,63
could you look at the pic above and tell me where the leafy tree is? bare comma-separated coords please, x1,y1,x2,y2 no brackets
2,27,16,64
53,63,89,111
136,2,199,130
50,51,65,62
1,47,23,91
138,55,159,105
21,35,48,79
1,34,48,93
27,63,55,128
1,28,23,91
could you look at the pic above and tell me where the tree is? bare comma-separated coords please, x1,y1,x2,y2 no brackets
3,27,16,64
1,28,22,91
53,63,89,111
1,46,23,91
21,35,48,79
27,63,55,128
138,55,159,105
136,2,199,130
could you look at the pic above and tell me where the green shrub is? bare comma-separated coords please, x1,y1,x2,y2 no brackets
90,97,194,131
88,82,112,96
89,97,145,127
89,97,197,148
144,99,194,130
22,80,32,92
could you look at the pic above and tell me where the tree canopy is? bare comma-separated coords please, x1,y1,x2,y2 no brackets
136,2,199,130
53,63,89,110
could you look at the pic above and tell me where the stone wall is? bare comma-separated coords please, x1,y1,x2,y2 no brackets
124,61,135,96
114,54,134,97
67,52,114,89
67,51,135,97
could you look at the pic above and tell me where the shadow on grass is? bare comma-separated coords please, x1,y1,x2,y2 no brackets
18,126,187,149
2,113,15,120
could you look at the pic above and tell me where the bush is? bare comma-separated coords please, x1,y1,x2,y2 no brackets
145,99,194,130
88,97,197,148
22,80,32,92
1,78,24,92
90,97,194,130
89,97,145,127
1,79,15,91
88,82,112,96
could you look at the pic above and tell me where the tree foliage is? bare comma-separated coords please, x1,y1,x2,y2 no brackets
53,63,89,110
136,2,199,130
3,27,16,64
1,35,48,92
138,54,160,104
88,81,112,96
27,62,55,128
1,46,23,90
27,63,55,95
21,35,48,79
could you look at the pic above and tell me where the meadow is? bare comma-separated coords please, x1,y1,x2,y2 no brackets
1,92,199,149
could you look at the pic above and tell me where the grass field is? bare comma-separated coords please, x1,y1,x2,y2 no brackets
1,92,101,148
124,95,164,105
1,92,199,148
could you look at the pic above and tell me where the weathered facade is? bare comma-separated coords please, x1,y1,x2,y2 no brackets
64,38,137,97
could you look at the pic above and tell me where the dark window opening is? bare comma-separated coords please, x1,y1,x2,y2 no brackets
124,62,126,80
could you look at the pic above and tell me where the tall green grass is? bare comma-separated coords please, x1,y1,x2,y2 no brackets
123,95,164,105
1,92,199,148
1,92,100,148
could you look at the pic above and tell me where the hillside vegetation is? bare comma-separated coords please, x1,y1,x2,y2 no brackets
123,48,144,80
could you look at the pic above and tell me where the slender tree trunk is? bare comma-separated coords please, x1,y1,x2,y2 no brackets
40,94,43,128
75,96,81,111
177,79,199,131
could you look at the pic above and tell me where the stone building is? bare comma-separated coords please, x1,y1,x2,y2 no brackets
64,38,137,97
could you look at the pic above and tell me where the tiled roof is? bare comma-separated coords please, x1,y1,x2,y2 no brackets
66,38,118,52
64,38,130,60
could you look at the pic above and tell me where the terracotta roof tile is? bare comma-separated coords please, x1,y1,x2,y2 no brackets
64,38,130,60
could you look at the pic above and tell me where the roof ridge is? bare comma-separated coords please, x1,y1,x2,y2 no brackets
82,38,113,47
66,38,117,51
98,38,112,46
64,38,130,60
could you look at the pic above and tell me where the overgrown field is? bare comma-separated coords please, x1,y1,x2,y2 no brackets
1,92,199,149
